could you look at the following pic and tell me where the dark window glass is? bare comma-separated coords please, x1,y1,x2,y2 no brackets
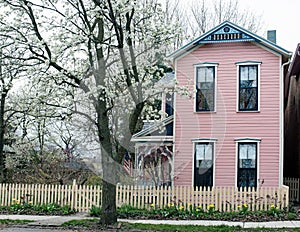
239,65,258,111
237,143,257,188
196,67,215,111
194,143,213,188
165,92,174,116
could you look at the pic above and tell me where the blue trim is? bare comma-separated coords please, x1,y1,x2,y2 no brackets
167,21,291,60
198,39,255,44
194,62,219,66
235,61,262,65
134,139,173,143
192,138,218,142
234,138,261,142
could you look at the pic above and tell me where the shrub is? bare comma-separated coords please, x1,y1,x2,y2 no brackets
90,205,102,217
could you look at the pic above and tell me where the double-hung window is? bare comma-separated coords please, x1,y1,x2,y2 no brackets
194,142,214,187
236,141,260,188
196,66,215,112
238,63,260,111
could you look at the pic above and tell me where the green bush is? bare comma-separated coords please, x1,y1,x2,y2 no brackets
85,204,295,221
5,201,75,215
90,205,102,217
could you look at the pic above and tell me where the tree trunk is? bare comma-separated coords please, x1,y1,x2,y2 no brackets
0,52,7,183
0,93,6,183
101,179,117,225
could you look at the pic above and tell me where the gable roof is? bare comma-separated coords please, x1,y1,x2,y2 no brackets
132,115,173,142
168,21,291,60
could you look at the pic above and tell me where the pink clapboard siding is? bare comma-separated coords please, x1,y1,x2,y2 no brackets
173,42,281,187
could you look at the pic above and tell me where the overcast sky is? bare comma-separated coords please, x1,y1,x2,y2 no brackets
238,0,299,53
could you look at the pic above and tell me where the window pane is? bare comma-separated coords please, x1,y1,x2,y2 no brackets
239,145,248,159
197,68,206,83
206,68,214,82
201,160,212,168
240,66,248,81
249,66,257,81
238,169,256,188
196,144,205,160
239,88,257,110
205,144,213,160
197,90,206,110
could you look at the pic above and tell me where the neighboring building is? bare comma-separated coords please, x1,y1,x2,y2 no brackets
133,21,291,188
284,43,300,178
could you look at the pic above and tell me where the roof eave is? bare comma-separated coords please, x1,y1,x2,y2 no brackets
167,21,292,60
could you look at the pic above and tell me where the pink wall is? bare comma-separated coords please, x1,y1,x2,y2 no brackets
174,42,281,187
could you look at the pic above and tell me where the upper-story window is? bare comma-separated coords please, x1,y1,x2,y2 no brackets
196,66,216,112
237,62,261,111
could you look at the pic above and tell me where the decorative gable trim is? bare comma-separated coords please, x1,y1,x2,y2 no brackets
168,21,291,60
201,25,254,43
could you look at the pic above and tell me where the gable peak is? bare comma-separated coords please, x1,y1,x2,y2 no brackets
201,22,254,43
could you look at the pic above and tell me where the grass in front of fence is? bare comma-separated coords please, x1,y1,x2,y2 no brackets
120,223,300,231
89,204,298,222
62,221,300,231
62,218,99,227
0,201,76,215
0,219,34,224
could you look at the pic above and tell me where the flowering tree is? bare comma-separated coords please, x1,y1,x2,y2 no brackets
0,0,179,224
0,37,31,182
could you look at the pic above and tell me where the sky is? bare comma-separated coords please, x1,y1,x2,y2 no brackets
237,0,300,53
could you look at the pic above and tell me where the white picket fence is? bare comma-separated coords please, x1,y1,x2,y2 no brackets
0,181,289,212
116,185,289,212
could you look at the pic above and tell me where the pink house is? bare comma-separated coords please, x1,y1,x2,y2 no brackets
133,21,291,189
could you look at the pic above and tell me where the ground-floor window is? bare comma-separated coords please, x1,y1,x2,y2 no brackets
237,142,257,188
194,142,214,188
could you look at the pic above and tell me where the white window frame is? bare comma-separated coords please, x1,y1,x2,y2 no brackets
235,138,261,188
192,138,217,187
236,61,261,112
194,63,218,113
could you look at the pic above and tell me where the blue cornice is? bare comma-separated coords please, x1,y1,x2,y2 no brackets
167,21,291,60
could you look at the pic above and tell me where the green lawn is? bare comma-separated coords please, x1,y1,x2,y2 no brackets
62,219,300,232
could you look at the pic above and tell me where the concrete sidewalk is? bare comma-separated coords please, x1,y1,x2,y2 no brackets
118,219,300,229
0,213,92,227
1,214,300,229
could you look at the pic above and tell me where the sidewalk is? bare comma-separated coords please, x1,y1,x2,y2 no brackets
118,219,300,229
1,214,300,229
0,213,91,227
